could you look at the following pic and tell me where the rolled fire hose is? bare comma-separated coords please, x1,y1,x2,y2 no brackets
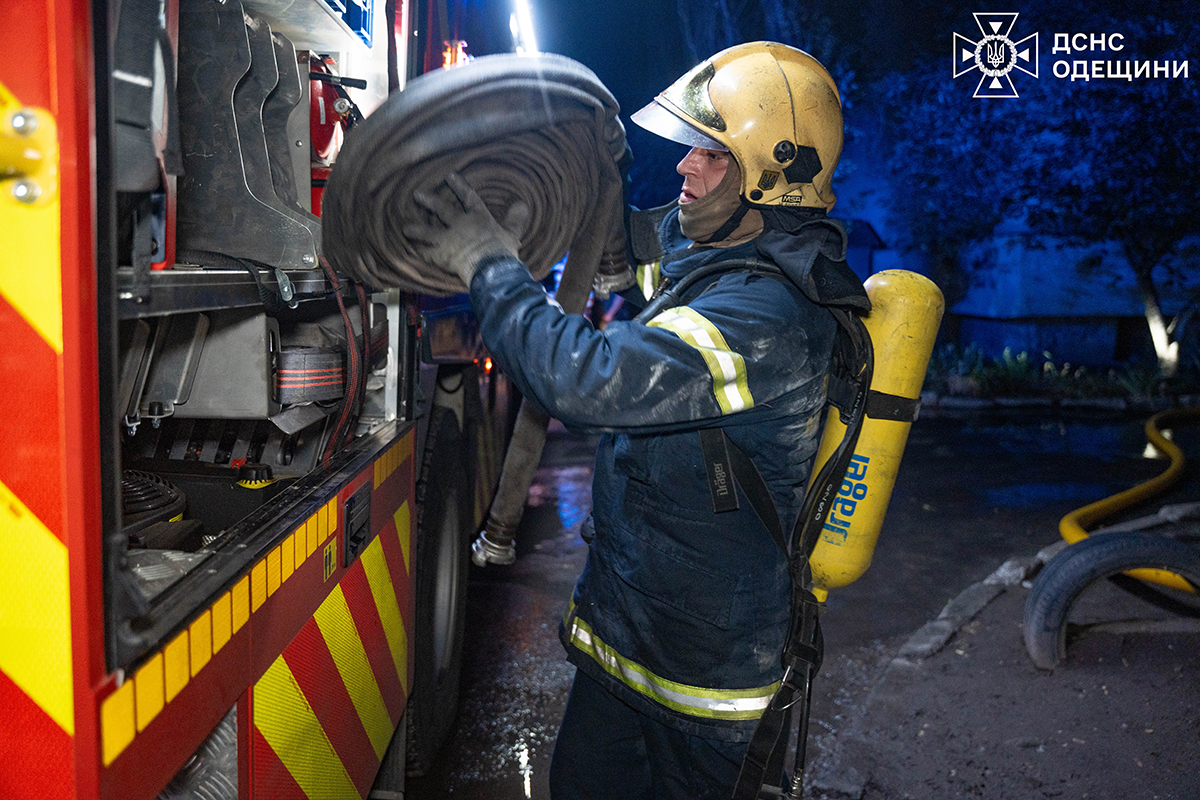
322,53,629,565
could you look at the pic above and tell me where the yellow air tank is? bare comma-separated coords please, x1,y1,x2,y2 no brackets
809,270,944,600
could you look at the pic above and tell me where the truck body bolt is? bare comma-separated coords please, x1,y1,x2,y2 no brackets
10,110,37,135
12,180,41,204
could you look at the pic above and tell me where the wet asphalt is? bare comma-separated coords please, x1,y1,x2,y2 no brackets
404,408,1198,799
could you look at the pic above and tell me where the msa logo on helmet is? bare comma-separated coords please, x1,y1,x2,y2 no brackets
952,12,1039,98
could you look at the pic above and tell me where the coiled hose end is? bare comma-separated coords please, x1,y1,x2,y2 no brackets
471,525,517,567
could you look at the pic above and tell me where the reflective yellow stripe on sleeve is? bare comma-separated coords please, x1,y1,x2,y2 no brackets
635,260,661,301
647,306,754,414
564,606,776,721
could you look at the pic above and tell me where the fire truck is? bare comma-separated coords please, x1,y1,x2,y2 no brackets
0,0,523,796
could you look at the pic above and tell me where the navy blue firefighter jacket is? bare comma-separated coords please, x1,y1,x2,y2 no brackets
467,206,849,742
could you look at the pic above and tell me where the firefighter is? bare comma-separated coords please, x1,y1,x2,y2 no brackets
405,42,866,799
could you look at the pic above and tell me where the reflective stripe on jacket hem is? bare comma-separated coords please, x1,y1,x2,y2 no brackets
564,606,777,721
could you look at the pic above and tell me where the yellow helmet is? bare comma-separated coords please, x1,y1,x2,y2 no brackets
632,42,842,210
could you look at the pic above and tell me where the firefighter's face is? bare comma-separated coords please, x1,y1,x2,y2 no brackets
676,147,729,204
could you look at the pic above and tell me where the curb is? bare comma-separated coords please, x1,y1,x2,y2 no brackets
920,391,1198,415
894,554,1039,660
807,542,1068,799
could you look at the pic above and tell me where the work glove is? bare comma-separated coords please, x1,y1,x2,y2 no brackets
406,172,529,290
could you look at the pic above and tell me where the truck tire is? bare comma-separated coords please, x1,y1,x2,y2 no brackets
406,404,471,776
1023,533,1200,670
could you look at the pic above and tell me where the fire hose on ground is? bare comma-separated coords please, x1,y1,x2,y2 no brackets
321,53,630,565
1058,407,1200,593
1024,406,1200,669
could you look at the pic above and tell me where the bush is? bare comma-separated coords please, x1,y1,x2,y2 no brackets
923,344,1200,401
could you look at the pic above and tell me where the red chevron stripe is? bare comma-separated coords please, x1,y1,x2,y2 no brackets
250,725,310,800
0,671,73,800
284,617,379,797
374,513,413,641
0,295,63,538
339,560,406,722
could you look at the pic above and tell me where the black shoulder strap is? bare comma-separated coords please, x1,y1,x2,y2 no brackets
729,308,874,800
653,252,873,798
697,428,783,553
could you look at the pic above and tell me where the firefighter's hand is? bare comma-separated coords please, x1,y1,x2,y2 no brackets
406,172,528,289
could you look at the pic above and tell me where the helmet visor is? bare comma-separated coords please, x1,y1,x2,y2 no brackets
630,100,728,152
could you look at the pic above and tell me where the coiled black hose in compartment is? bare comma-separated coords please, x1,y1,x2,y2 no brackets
321,52,627,296
321,53,628,563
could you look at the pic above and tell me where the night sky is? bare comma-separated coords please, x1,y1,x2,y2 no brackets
446,0,1200,365
534,0,701,207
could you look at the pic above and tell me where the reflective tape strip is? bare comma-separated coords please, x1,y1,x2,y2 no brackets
314,586,393,761
103,507,317,763
0,91,61,352
647,307,754,414
359,533,409,694
565,611,776,721
393,502,411,573
374,437,412,489
337,556,407,726
636,259,661,300
0,478,73,735
134,654,165,732
100,681,135,766
254,655,360,800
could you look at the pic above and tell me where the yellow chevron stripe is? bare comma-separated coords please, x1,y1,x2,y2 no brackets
359,535,408,694
254,655,359,800
314,586,393,760
0,479,73,734
0,92,62,353
394,501,411,574
648,306,754,414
